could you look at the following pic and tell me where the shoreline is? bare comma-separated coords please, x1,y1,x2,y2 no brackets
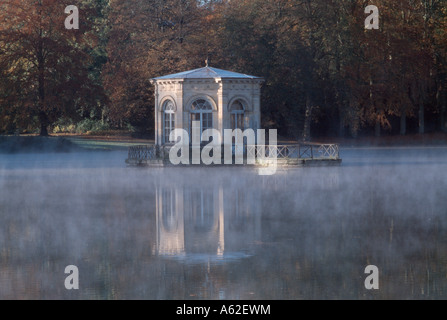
1,132,447,154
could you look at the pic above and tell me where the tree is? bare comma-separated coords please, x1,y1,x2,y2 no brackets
431,1,447,132
103,0,203,133
0,0,103,135
3,0,444,139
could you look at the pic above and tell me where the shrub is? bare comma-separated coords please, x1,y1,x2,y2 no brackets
52,118,76,134
75,119,110,134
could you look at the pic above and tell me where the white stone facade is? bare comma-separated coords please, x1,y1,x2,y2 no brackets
150,67,263,146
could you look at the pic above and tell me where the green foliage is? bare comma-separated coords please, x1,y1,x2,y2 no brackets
52,117,110,134
75,118,110,134
52,118,77,134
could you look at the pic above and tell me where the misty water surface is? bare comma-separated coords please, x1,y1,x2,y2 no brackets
0,147,447,299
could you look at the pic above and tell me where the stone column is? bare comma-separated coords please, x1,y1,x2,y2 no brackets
153,82,160,145
253,81,262,130
175,80,184,135
217,80,228,137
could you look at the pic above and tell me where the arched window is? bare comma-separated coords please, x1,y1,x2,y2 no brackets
190,99,213,142
230,100,245,130
191,99,213,112
163,100,175,144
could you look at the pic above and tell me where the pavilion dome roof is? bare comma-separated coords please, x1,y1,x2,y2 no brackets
152,66,262,81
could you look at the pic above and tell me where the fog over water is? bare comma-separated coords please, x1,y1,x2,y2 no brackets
0,147,447,299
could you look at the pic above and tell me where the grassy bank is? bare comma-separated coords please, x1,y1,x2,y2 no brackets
0,133,154,154
0,136,85,153
315,132,447,148
2,132,446,154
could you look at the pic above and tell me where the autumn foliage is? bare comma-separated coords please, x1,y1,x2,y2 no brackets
0,0,104,135
1,0,447,138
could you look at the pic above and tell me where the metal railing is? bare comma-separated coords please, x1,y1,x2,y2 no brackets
247,143,340,160
128,145,158,161
128,143,340,163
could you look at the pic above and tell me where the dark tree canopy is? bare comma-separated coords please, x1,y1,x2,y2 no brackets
0,0,105,135
1,0,447,138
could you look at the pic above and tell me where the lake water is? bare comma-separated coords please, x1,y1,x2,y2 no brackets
0,147,447,299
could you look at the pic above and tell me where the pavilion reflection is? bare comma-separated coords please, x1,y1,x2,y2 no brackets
154,178,262,263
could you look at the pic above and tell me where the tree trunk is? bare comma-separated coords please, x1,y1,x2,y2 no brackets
302,94,312,142
441,89,447,133
37,33,48,136
339,116,345,138
375,120,381,137
350,126,358,139
338,106,346,138
442,106,447,133
39,111,49,136
400,111,406,135
418,99,424,134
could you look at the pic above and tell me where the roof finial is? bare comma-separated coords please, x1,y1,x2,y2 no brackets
205,58,209,68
